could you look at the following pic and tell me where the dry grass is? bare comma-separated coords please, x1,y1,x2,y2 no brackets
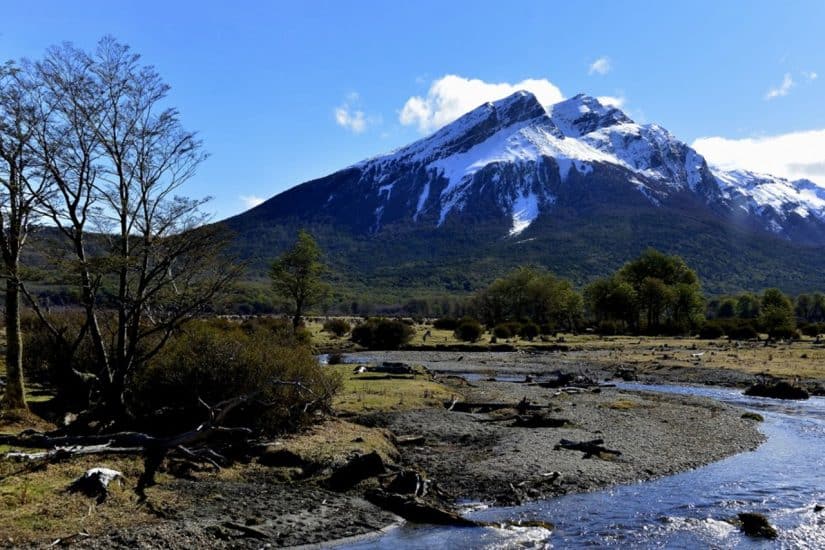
276,418,399,465
0,454,183,546
606,398,642,410
330,364,458,414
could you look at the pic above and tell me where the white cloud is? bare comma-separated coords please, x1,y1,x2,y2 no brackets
597,95,624,108
803,70,818,81
240,195,265,209
398,75,564,133
334,92,370,133
692,128,825,183
588,57,611,76
765,73,795,100
335,106,366,133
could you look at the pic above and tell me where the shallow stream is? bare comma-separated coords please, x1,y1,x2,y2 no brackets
341,383,825,548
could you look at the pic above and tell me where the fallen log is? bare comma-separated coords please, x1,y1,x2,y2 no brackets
554,438,621,458
445,401,546,414
511,415,570,428
364,490,479,526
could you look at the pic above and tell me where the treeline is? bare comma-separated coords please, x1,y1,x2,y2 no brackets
433,249,816,340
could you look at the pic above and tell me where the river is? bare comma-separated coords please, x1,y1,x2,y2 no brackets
340,384,825,549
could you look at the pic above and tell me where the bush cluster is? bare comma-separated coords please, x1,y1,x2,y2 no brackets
433,317,459,331
453,318,484,342
132,319,340,434
351,318,415,349
323,318,351,337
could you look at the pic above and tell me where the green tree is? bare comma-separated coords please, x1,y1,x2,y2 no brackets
271,230,329,329
736,293,761,319
616,249,704,334
795,294,813,322
584,276,637,330
716,298,737,319
473,266,583,331
759,288,796,340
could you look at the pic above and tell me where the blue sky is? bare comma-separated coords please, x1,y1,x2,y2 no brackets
2,0,824,219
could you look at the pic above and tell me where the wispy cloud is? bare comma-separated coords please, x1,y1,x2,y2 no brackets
803,70,818,81
597,95,624,108
240,195,265,209
399,75,564,134
765,73,795,100
334,92,369,133
588,57,611,76
692,128,825,183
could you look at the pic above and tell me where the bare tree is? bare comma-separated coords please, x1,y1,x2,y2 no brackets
27,38,238,422
0,62,47,410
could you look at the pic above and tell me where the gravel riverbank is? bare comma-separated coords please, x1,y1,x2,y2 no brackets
69,351,764,548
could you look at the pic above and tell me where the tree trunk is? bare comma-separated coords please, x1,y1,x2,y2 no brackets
3,276,26,410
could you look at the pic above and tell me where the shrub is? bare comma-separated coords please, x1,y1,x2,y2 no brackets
596,320,622,335
323,318,351,337
454,318,484,342
727,323,759,341
539,323,556,336
351,318,415,350
770,327,800,340
519,322,540,341
799,323,825,337
433,317,459,331
22,311,101,409
132,320,340,435
699,322,725,339
240,316,311,345
493,323,513,339
503,321,523,338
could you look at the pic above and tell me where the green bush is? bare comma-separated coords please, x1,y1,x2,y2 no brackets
132,320,340,435
699,322,726,339
323,318,351,337
22,311,101,409
433,317,459,330
502,321,523,338
493,323,513,339
519,322,540,341
539,323,556,336
240,316,311,345
799,322,825,337
770,327,800,340
597,320,622,335
351,318,415,350
454,318,484,342
727,323,759,341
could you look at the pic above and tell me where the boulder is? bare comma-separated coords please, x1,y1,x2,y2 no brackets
744,381,809,400
327,451,385,491
737,512,778,539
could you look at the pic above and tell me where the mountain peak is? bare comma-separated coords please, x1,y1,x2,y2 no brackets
484,90,547,126
549,93,632,137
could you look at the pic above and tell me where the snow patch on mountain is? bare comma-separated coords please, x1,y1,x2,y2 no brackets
510,192,540,235
713,168,825,221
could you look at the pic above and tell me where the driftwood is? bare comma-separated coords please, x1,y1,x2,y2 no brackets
554,438,621,458
445,398,545,414
364,490,479,526
1,379,321,499
511,415,570,428
396,435,425,446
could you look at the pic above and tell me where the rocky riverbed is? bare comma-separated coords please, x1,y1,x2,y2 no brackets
70,351,765,549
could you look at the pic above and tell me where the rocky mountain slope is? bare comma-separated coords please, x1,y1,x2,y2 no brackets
224,91,825,298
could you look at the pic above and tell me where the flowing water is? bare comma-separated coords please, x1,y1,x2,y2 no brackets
341,384,825,549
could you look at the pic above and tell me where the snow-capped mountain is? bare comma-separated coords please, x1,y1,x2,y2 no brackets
225,90,825,295
266,90,823,239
